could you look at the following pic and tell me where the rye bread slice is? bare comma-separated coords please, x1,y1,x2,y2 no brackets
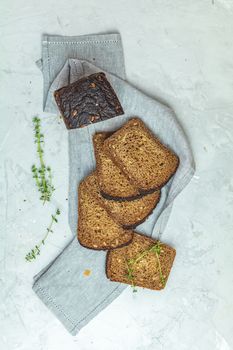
106,233,176,290
78,178,133,250
85,172,161,229
103,118,179,192
93,133,141,200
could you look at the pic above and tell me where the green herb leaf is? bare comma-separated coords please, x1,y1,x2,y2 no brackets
25,208,61,262
31,116,55,203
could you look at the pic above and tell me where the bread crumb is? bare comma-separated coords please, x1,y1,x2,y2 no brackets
83,269,91,277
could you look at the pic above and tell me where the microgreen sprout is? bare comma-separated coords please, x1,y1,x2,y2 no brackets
125,241,166,291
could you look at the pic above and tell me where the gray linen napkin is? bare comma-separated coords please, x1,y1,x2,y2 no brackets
33,33,195,335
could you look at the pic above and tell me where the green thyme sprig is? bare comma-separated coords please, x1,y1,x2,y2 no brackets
125,241,166,292
25,209,61,262
31,117,55,203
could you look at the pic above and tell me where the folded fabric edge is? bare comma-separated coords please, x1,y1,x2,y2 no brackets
42,33,122,45
35,58,43,72
151,168,195,240
33,237,75,283
167,167,195,205
32,281,126,335
32,283,77,334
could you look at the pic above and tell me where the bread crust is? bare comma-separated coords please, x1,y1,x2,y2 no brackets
121,190,161,229
106,232,176,290
103,118,179,192
84,172,161,229
100,190,152,201
77,179,133,250
79,235,133,251
93,132,140,199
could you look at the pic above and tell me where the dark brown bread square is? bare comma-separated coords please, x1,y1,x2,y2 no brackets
106,233,176,290
84,172,161,229
93,133,140,200
54,72,124,129
103,118,179,192
77,178,133,250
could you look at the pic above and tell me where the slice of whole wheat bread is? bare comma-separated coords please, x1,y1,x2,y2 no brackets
77,178,133,250
106,233,176,290
85,172,161,229
93,133,141,200
103,118,179,192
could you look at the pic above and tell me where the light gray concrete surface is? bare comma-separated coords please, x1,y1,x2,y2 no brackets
1,1,233,349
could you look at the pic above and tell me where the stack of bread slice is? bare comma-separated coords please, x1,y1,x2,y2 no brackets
77,118,179,290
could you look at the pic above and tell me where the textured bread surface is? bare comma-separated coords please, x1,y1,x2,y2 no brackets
106,233,176,290
77,179,133,250
85,172,161,228
93,133,141,200
103,118,179,192
54,72,124,129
